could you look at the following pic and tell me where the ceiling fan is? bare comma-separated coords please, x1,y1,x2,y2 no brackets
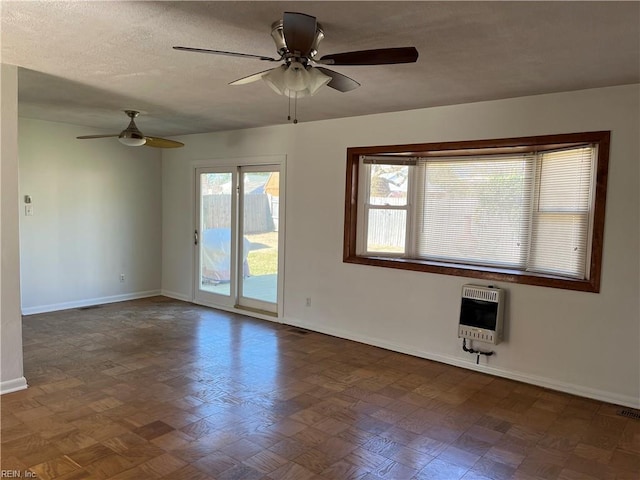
76,110,184,148
173,12,418,121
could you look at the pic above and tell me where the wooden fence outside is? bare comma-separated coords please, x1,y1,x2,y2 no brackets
367,209,406,248
202,194,275,234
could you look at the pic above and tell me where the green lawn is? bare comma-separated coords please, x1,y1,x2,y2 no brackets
246,231,278,276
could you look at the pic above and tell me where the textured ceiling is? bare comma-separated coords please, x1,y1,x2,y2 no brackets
2,1,639,137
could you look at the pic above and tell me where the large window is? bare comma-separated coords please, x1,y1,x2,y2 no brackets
344,132,610,292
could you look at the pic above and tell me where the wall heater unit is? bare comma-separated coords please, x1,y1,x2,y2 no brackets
458,284,504,345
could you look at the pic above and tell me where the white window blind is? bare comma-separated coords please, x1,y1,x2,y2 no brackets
417,155,535,268
359,144,597,280
528,146,595,278
347,132,608,291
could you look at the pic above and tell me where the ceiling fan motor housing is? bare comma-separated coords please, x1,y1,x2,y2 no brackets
270,19,324,62
119,110,146,146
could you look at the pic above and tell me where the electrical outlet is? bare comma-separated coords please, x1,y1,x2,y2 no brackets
120,274,125,282
305,297,311,307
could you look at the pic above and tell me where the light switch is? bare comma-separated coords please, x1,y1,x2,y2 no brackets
25,205,34,216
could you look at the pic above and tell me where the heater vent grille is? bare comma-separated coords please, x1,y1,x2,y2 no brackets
462,285,499,303
618,409,640,420
459,284,504,345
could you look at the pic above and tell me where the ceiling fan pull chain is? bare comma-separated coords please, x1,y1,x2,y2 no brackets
288,94,291,121
293,93,298,124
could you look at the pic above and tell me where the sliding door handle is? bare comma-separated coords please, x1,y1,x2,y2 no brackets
194,229,199,246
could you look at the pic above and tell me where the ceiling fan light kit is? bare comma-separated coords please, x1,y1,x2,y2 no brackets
118,136,146,147
173,11,418,123
118,111,147,146
264,63,331,98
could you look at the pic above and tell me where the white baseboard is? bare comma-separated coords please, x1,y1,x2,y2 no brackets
284,317,640,410
21,290,162,316
0,376,28,395
160,290,191,302
19,294,638,408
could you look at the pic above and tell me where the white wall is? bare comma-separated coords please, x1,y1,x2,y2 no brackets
1,64,27,394
162,85,640,408
19,118,163,313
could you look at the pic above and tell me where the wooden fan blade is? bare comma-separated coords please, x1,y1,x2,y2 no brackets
320,47,419,65
230,68,277,85
315,67,360,92
282,12,317,56
76,134,119,139
173,46,278,62
144,137,184,149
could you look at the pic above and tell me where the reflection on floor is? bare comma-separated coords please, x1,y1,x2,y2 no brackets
2,297,639,479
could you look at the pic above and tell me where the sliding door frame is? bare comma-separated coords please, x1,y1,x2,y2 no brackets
191,155,286,321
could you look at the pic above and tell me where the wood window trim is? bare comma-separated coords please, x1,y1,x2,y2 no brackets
343,131,611,293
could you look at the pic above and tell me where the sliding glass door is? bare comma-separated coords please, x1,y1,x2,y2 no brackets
194,168,237,309
238,166,279,312
194,165,281,315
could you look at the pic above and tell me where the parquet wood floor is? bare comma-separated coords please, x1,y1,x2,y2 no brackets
1,297,638,479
